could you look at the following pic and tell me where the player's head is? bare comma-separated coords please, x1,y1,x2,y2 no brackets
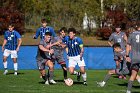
41,18,48,27
115,25,121,33
59,27,67,37
113,43,121,52
68,28,76,39
45,32,52,42
136,23,140,30
8,24,14,31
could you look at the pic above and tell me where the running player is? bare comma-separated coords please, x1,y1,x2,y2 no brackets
36,32,56,85
108,25,127,79
64,28,87,85
97,43,140,87
126,24,140,93
2,24,22,75
51,27,68,80
33,18,56,40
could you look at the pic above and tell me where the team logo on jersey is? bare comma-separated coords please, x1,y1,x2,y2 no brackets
46,30,49,32
11,35,14,37
74,42,78,45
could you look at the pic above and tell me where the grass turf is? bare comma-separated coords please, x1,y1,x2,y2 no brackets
0,70,140,93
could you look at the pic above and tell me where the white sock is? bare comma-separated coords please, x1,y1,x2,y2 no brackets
3,61,7,70
14,63,18,71
102,81,106,84
137,78,140,83
73,71,78,75
82,72,87,81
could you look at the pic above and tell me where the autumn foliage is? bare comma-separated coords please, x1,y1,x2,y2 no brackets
0,2,24,35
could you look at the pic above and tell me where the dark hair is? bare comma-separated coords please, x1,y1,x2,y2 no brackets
9,24,14,27
115,24,122,28
45,32,52,36
68,27,76,34
113,43,121,48
59,27,67,33
41,18,48,23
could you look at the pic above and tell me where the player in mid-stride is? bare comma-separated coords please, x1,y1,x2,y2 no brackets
126,24,140,93
2,24,22,75
64,28,87,85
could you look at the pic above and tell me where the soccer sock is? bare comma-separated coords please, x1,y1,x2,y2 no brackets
73,71,78,75
42,74,48,81
82,72,87,81
3,61,7,70
49,71,54,80
127,80,133,91
137,78,140,83
14,63,18,71
61,64,67,79
103,74,111,83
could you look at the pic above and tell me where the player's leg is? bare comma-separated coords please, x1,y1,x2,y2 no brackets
57,56,68,80
135,75,140,83
97,70,115,87
126,64,139,93
46,60,56,84
60,63,67,80
79,66,87,85
77,55,87,85
11,50,18,75
3,49,10,75
37,59,49,85
68,56,79,76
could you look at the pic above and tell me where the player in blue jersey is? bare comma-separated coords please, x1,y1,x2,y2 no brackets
64,28,87,85
33,18,56,40
2,24,22,75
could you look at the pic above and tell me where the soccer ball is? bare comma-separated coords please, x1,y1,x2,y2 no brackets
65,78,73,86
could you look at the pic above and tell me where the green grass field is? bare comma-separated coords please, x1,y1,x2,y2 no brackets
0,70,139,93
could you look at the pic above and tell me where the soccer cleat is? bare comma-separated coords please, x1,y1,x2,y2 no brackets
119,75,123,79
49,79,56,84
96,81,105,87
45,80,49,85
14,72,18,75
77,72,81,81
3,70,8,75
83,81,87,86
126,90,131,93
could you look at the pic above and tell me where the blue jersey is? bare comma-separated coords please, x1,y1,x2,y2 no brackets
4,30,21,50
64,36,83,56
34,26,56,40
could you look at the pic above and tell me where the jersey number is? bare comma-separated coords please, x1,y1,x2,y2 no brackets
136,35,140,43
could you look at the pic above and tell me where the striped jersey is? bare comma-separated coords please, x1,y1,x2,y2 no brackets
64,36,83,56
4,30,21,50
34,26,56,40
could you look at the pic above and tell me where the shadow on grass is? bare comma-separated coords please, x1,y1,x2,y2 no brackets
6,72,24,75
117,83,140,89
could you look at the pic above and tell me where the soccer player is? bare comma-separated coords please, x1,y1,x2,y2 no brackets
97,43,140,87
33,18,56,40
126,24,140,93
50,27,68,80
36,32,56,85
64,28,87,85
108,25,127,79
2,24,22,75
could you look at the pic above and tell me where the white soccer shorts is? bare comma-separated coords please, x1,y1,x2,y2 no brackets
3,49,18,58
68,55,86,67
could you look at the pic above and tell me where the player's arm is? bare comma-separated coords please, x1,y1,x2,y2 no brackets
2,39,7,52
123,33,128,45
16,32,22,52
126,35,132,62
108,34,113,47
33,28,40,39
16,38,22,51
